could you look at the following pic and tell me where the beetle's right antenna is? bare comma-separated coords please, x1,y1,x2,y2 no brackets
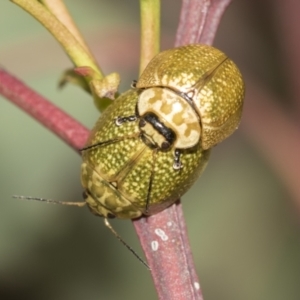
12,195,86,207
103,218,150,270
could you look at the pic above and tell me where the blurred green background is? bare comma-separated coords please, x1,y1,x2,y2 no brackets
1,1,300,299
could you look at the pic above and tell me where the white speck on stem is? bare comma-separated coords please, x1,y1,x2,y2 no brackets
167,221,172,227
194,282,200,290
154,228,169,241
151,240,159,251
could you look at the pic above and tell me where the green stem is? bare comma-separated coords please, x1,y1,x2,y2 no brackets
11,0,103,79
40,0,96,62
139,0,160,75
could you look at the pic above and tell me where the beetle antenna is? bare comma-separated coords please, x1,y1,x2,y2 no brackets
12,195,86,207
104,218,150,270
12,196,150,269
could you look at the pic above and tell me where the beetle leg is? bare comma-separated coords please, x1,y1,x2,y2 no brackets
173,149,183,170
115,115,137,126
79,133,139,151
145,149,158,214
130,80,137,88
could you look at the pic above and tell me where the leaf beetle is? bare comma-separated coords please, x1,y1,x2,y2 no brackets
81,44,245,219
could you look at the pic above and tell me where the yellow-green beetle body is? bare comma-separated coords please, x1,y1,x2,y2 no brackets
81,44,245,219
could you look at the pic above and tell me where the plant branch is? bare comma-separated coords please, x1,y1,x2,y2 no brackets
134,203,204,300
12,0,120,110
11,0,102,77
40,0,95,60
0,68,89,151
139,0,160,73
175,0,232,46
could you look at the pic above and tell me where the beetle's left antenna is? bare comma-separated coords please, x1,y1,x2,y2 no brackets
12,195,86,207
103,218,150,270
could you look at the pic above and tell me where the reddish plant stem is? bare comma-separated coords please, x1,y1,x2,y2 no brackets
175,0,231,46
134,203,204,300
0,68,89,151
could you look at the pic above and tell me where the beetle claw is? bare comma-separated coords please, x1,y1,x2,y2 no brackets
173,161,183,170
173,149,183,170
